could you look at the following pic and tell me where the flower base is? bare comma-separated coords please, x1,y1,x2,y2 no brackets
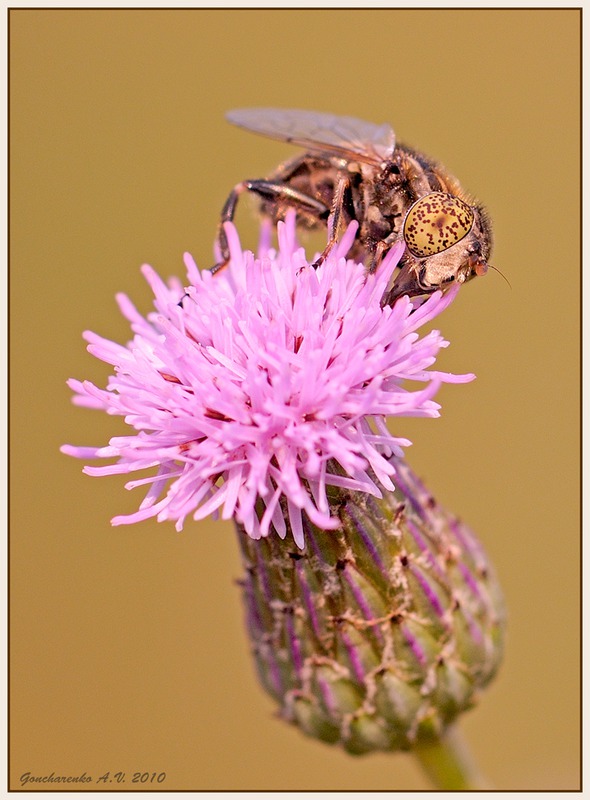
235,458,505,760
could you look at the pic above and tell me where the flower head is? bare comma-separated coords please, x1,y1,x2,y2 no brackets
62,213,473,547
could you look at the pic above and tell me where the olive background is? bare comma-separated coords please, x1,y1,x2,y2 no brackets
9,8,580,791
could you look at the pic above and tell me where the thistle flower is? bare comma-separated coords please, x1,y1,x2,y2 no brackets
62,213,505,786
62,214,473,548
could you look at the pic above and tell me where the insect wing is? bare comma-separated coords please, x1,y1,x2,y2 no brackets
226,108,396,165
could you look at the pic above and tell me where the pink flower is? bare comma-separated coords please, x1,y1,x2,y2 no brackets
62,214,474,548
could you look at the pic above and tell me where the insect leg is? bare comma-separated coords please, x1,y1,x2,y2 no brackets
311,173,356,268
368,231,399,274
212,180,330,274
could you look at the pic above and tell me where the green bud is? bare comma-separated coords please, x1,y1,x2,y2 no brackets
235,458,505,755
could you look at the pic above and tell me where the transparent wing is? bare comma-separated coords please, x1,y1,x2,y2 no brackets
226,108,396,165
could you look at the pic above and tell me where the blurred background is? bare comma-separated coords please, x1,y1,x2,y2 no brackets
9,8,580,791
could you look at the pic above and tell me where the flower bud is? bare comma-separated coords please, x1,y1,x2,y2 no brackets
236,458,505,755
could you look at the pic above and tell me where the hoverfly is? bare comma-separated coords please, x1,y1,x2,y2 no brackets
214,108,492,306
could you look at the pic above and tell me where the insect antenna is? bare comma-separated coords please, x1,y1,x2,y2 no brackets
487,263,511,290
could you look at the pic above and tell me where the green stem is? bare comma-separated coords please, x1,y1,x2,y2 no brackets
413,726,491,790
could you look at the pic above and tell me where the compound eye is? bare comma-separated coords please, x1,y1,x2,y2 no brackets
403,192,475,258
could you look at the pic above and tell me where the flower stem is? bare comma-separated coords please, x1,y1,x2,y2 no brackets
413,726,491,790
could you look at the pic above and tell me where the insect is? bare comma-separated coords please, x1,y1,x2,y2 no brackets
214,108,492,305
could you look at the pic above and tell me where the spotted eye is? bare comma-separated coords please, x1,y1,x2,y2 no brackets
403,193,475,258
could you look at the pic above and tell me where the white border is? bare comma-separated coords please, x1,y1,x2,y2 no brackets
3,3,585,799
